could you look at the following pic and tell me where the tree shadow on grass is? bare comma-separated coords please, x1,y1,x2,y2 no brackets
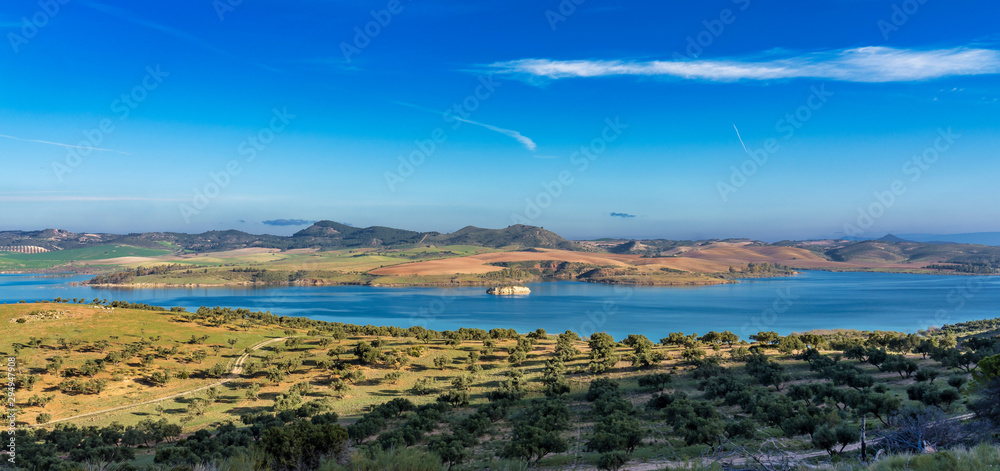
226,405,271,417
368,389,404,398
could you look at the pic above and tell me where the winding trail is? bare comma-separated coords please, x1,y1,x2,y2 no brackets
30,337,288,427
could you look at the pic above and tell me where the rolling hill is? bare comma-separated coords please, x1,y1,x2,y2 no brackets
0,221,582,256
824,239,1000,264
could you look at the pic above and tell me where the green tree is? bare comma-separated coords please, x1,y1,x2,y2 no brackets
751,331,781,346
637,373,672,391
245,382,262,400
261,419,349,471
507,348,527,366
680,347,705,364
597,451,630,471
777,335,805,355
410,377,432,395
384,371,403,384
812,424,859,455
428,436,470,470
502,420,568,464
589,332,619,374
972,354,1000,390
586,412,644,454
451,374,474,391
555,330,581,361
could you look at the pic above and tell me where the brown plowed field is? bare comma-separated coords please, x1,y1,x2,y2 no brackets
368,245,870,276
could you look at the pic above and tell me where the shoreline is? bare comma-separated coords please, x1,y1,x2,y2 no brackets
82,276,740,289
14,266,994,290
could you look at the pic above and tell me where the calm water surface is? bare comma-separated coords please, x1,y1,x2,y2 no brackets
1,271,996,339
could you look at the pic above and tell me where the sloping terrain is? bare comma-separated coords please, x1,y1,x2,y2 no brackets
826,240,1000,265
427,224,582,250
0,221,581,255
370,245,821,276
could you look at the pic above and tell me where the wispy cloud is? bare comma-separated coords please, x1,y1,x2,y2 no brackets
394,101,537,152
262,219,316,226
0,196,181,202
453,116,537,151
80,1,281,73
299,56,362,73
610,212,636,218
489,47,1000,83
0,134,131,155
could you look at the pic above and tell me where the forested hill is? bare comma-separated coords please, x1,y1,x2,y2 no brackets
0,222,582,253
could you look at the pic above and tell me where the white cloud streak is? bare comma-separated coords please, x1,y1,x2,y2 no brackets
394,101,537,152
80,1,281,73
450,116,537,151
0,134,131,155
489,47,1000,83
733,124,748,153
0,196,181,202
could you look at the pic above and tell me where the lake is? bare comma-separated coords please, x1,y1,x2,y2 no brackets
1,271,997,340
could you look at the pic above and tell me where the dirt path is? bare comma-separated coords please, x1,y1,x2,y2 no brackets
30,336,288,427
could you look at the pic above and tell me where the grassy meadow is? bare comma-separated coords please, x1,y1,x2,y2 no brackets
4,299,997,470
0,245,173,271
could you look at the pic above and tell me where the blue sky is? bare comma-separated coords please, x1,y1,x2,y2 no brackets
0,0,998,241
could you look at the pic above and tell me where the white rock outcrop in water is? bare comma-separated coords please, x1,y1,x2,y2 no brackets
487,286,531,295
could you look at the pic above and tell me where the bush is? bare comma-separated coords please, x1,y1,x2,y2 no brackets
587,378,620,402
637,373,672,391
597,451,630,471
320,446,444,471
437,390,470,407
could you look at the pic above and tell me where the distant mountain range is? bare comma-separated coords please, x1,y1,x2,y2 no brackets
3,224,1000,273
896,232,1000,246
770,235,1000,268
0,221,581,253
841,232,1000,246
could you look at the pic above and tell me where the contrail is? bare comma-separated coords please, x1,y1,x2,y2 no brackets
732,124,748,153
394,101,537,152
80,1,280,73
0,134,131,155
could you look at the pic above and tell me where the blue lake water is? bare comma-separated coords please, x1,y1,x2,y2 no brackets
1,271,997,340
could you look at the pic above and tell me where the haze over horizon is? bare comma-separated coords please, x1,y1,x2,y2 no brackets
2,1,999,241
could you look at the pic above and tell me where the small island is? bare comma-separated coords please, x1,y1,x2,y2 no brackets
487,285,531,295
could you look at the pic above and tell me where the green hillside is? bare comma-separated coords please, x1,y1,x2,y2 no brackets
827,240,1000,267
0,244,171,270
428,224,583,250
0,222,581,256
4,300,1000,471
